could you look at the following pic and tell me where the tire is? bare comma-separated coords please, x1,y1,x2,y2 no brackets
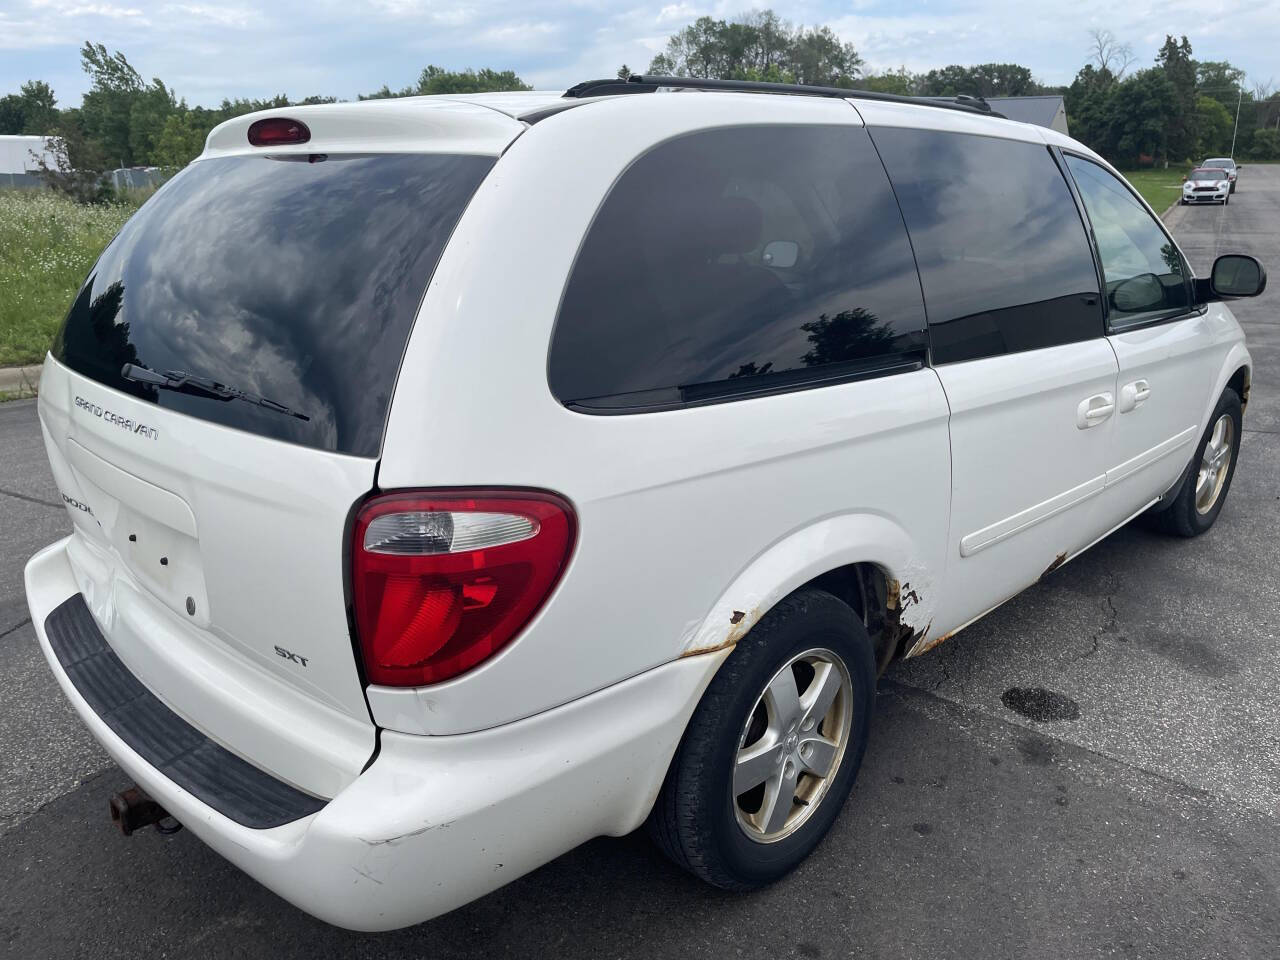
1145,388,1242,537
1180,198,1187,205
1224,195,1230,206
649,588,876,890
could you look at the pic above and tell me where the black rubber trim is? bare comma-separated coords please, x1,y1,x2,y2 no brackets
565,354,926,415
44,595,327,829
563,75,1005,119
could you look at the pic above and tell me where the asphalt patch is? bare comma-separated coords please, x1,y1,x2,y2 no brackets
1001,686,1081,722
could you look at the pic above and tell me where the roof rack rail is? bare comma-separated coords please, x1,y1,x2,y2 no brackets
562,75,1004,119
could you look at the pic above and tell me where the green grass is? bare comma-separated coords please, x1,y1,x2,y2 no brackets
1117,165,1194,217
0,190,143,367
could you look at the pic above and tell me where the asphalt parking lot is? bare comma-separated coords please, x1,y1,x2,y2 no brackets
1,167,1278,959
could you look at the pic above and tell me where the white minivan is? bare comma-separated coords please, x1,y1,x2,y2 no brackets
25,76,1265,931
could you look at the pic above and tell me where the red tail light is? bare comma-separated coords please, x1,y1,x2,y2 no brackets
247,117,310,146
351,490,576,686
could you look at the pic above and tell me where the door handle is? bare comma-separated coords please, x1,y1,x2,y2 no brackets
1118,379,1151,413
1076,392,1115,429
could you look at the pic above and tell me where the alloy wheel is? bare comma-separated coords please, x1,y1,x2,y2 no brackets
733,648,853,843
1195,413,1234,515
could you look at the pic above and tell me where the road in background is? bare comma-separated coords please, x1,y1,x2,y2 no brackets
1,167,1277,959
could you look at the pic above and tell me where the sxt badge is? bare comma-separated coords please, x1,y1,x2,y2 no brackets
274,645,309,667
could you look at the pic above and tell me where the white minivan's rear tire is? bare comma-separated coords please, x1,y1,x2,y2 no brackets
649,588,876,890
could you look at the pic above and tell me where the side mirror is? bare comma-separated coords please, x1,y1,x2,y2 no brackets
761,240,799,269
1181,175,1188,182
1208,254,1267,299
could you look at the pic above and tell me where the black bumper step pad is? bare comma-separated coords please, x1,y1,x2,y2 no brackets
44,595,327,829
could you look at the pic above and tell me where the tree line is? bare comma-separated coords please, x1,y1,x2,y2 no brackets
0,42,531,180
2,16,1277,198
1065,32,1279,166
636,15,1279,165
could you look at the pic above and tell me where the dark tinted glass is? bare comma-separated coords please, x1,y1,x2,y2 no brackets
1064,155,1191,329
54,153,494,456
549,125,927,409
871,128,1103,364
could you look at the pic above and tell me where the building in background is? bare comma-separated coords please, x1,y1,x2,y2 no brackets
0,134,56,188
985,96,1069,135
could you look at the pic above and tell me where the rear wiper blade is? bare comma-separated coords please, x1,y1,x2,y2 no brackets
121,364,310,422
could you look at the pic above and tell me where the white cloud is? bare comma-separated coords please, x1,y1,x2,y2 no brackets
161,4,258,28
3,0,1278,105
656,3,699,25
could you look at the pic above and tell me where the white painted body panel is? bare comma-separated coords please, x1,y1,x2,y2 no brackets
375,92,948,733
202,96,525,159
930,340,1118,632
1098,308,1235,528
26,536,727,931
35,357,376,795
24,90,1253,930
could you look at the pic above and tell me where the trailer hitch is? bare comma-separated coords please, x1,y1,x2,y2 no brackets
109,786,182,836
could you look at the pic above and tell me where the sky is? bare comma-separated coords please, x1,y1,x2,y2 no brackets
0,0,1275,108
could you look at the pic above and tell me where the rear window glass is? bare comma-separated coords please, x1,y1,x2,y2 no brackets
548,124,928,410
870,128,1102,364
54,152,494,456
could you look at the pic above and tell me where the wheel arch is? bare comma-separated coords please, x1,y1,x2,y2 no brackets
677,512,938,675
1226,362,1251,413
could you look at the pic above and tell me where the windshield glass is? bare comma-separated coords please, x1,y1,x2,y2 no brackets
54,152,494,456
1190,169,1226,179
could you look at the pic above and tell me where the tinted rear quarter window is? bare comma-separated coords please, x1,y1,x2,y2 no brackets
55,152,494,456
548,124,927,410
870,128,1102,363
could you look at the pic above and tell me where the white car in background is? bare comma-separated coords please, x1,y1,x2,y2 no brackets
24,76,1266,931
1201,157,1239,193
1182,166,1233,205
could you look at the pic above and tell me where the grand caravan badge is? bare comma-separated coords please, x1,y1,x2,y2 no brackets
74,395,159,441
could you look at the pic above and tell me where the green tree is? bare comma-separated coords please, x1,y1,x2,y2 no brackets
647,10,861,86
0,80,59,134
0,95,23,134
78,42,147,166
917,63,1042,98
18,80,58,133
1194,95,1233,158
1065,65,1114,154
788,26,862,87
1156,35,1197,160
361,66,531,100
152,110,208,167
128,78,178,165
1108,68,1178,165
1247,127,1279,160
1195,60,1246,109
860,68,917,96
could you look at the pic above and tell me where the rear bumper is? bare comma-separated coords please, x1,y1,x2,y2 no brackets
26,537,727,930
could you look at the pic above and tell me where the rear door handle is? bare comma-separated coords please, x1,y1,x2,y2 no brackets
1076,392,1115,429
1118,379,1150,413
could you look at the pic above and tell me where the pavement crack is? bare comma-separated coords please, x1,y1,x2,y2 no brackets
0,767,116,839
0,617,32,641
0,486,62,511
1073,593,1117,663
882,678,1279,824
